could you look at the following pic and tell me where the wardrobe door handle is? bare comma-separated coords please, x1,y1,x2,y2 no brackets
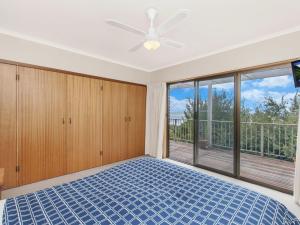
128,116,131,122
62,118,65,124
69,118,72,124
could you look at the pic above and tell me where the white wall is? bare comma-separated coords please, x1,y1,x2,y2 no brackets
0,33,150,84
1,30,300,84
150,30,300,82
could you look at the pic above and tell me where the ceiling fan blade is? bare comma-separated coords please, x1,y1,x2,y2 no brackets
161,38,184,48
129,41,144,52
106,20,145,36
158,9,189,35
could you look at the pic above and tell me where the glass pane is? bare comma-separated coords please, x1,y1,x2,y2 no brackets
168,82,195,165
196,76,235,174
240,65,298,191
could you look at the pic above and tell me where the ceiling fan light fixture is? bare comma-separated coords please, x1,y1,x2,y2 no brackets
106,8,188,52
143,40,160,50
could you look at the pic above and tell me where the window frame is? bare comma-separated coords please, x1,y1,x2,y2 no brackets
166,61,297,195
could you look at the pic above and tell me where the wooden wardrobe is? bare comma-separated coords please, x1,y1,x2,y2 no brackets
18,67,67,185
0,62,146,188
66,75,103,174
0,64,17,189
102,81,146,165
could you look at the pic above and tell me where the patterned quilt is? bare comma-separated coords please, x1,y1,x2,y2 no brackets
2,157,300,225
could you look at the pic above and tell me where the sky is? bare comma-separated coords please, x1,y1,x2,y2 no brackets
169,74,298,118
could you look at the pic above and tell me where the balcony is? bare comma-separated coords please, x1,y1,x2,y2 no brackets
169,118,297,191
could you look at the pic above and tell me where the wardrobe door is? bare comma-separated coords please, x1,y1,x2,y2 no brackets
127,85,146,158
0,63,17,189
67,76,102,173
18,67,67,185
102,81,128,165
135,85,147,156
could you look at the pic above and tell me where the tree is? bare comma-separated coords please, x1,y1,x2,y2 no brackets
171,88,299,160
240,99,251,122
212,89,233,121
288,90,299,124
178,90,235,144
183,98,194,120
240,93,298,160
290,90,299,112
263,96,288,121
182,89,234,121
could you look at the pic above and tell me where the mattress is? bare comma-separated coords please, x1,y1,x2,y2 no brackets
2,157,300,225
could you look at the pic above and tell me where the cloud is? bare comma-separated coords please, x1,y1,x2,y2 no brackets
268,91,296,107
242,89,265,103
255,75,292,88
285,92,297,100
169,96,189,114
182,87,193,93
213,83,233,90
242,89,296,108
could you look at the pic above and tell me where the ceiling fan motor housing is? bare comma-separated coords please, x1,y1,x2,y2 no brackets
146,8,158,21
146,27,159,41
106,7,187,51
146,8,159,41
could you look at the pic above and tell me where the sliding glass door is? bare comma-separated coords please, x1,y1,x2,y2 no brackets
195,76,235,174
239,65,298,192
168,81,195,165
167,63,299,193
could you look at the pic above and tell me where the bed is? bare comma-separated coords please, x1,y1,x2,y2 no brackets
1,157,299,225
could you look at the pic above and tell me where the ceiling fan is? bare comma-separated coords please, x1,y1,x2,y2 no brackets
106,8,189,51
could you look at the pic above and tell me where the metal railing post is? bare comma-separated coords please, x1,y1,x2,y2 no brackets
169,117,297,160
174,119,177,142
260,124,264,156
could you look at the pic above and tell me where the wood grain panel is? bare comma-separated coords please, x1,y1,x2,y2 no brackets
102,81,128,165
18,67,67,185
0,63,17,188
67,76,102,173
127,85,146,158
127,85,137,158
135,86,146,156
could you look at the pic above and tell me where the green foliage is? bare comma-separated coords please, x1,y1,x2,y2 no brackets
282,145,295,159
184,98,194,120
183,89,234,121
212,90,233,121
170,88,299,161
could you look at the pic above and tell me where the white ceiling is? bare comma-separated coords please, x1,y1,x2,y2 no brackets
1,0,300,72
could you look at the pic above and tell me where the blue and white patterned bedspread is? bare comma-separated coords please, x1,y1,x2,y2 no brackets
2,157,300,225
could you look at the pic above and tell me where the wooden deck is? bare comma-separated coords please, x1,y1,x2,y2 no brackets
169,141,295,191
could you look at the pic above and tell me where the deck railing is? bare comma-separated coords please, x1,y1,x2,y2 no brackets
169,118,297,160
